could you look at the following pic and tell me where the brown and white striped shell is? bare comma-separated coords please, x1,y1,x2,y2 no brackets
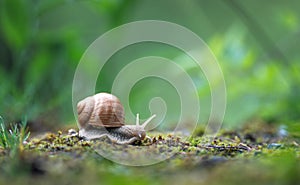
77,93,125,129
77,92,156,144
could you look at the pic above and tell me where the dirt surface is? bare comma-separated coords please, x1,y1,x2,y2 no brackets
0,122,299,185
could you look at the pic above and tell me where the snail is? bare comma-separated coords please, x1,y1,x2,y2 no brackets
77,92,156,144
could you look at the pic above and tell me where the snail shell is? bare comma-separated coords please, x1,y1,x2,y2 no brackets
77,93,125,128
77,92,156,144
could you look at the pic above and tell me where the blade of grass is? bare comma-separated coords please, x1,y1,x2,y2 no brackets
0,116,30,153
0,116,9,148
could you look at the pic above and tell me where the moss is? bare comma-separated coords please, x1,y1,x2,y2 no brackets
0,123,299,185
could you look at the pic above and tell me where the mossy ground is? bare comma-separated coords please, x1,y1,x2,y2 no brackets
0,122,299,185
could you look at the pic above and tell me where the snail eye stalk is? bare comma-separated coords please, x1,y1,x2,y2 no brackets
136,114,140,126
135,113,156,128
141,114,156,128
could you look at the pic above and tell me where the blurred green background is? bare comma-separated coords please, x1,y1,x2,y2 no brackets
0,0,300,132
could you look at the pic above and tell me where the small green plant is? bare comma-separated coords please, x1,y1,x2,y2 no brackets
0,116,30,152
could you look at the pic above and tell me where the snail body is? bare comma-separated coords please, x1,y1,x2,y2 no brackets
77,93,156,144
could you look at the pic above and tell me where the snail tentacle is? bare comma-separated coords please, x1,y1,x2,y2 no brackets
77,92,156,144
141,114,156,128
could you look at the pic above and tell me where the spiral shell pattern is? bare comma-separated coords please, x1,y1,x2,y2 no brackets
77,93,125,128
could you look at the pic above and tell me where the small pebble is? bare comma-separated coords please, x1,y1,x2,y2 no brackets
292,141,299,147
267,143,282,149
278,124,288,138
68,129,78,137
